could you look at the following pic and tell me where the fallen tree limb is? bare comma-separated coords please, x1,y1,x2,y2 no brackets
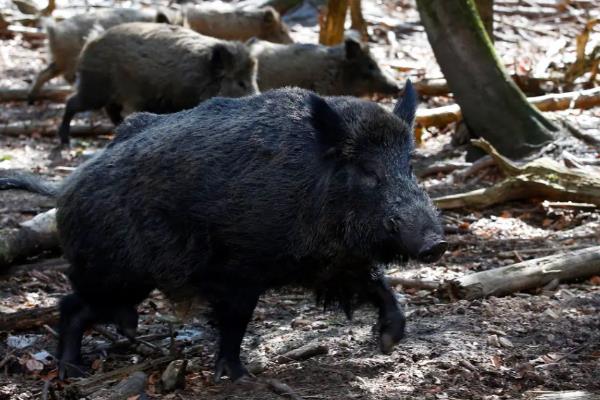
414,74,557,97
0,305,59,331
63,355,175,397
0,208,59,270
0,121,113,137
415,87,600,128
433,139,600,209
416,160,471,178
445,245,600,300
0,85,71,102
275,342,328,364
386,276,439,291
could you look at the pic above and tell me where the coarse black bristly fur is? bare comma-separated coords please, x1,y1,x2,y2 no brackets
0,84,445,381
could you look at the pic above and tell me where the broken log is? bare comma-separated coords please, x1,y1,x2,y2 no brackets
433,139,600,209
0,208,59,270
0,85,71,102
415,87,600,128
276,342,328,364
0,305,59,332
88,371,147,400
0,121,113,137
445,245,600,300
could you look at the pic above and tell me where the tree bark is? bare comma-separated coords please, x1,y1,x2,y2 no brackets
414,87,600,128
416,0,557,158
319,0,349,46
0,305,59,331
433,138,600,209
0,85,71,102
0,209,59,270
474,0,493,40
445,245,600,300
349,0,368,41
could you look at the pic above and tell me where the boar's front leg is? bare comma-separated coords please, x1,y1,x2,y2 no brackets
211,289,260,382
368,273,405,354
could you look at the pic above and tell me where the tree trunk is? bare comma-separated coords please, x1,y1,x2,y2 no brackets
416,0,557,158
349,0,368,42
319,0,349,46
474,0,493,40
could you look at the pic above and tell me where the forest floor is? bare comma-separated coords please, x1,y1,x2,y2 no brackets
0,0,599,399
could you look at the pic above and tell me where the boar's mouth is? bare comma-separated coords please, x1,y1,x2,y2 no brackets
373,237,447,265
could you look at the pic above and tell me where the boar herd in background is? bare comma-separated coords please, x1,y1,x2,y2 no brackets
1,0,447,384
26,3,401,144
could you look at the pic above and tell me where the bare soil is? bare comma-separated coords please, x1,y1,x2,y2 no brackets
0,0,599,399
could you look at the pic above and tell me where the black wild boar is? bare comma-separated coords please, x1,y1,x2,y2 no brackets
57,22,258,145
183,3,293,44
27,8,175,104
0,81,446,381
248,37,400,96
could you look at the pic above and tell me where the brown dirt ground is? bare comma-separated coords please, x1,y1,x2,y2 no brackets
0,0,599,399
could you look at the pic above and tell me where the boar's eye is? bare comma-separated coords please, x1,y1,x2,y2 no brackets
359,168,380,188
238,81,247,89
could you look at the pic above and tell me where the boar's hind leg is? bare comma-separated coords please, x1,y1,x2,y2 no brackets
58,73,111,146
369,274,405,354
56,293,96,379
27,62,61,105
104,103,123,126
212,291,260,382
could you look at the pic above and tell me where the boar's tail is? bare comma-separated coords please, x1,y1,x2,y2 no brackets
0,172,58,198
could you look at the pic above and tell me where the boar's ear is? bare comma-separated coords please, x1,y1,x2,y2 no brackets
393,79,417,127
309,94,349,159
263,7,277,24
344,38,364,60
211,45,234,74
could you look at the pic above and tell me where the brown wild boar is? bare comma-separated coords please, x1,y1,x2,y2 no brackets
183,2,292,44
57,22,258,145
248,37,400,97
27,8,175,103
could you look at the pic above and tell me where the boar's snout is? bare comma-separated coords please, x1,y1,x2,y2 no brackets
383,216,446,263
417,239,447,263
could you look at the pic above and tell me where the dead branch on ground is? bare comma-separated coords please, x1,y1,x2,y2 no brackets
415,87,600,128
445,245,600,300
433,139,600,209
0,305,59,331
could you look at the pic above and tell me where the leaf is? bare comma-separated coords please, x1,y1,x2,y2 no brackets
589,276,600,285
25,358,44,372
490,355,502,368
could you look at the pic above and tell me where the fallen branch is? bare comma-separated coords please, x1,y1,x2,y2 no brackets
413,74,557,97
275,342,328,364
0,121,113,137
386,276,439,291
263,378,305,400
88,371,147,400
445,245,600,300
415,87,600,128
416,160,471,178
433,139,600,209
0,208,59,270
0,85,71,103
63,355,175,397
6,25,45,40
0,305,59,332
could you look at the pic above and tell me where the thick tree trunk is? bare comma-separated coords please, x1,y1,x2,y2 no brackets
349,0,368,41
416,0,557,158
319,0,349,46
474,0,493,40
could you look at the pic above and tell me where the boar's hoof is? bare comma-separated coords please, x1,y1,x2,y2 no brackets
377,313,405,354
58,361,87,381
214,357,252,383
